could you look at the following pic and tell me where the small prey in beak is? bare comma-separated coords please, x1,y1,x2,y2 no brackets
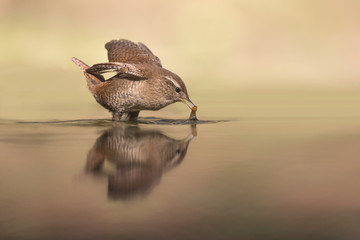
182,98,198,121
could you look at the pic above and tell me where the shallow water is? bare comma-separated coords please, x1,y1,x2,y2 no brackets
18,117,225,126
1,114,360,239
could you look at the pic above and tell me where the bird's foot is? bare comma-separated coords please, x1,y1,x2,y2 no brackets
112,112,123,121
124,111,140,121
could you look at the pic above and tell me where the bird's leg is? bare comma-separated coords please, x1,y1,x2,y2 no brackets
112,112,123,121
124,111,140,121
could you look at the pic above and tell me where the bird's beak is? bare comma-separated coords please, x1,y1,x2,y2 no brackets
182,98,196,110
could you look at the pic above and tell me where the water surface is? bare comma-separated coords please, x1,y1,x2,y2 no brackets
1,115,360,239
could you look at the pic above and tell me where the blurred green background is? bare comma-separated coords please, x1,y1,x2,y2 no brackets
1,0,360,120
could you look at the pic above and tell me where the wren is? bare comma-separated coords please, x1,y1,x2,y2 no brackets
72,39,197,121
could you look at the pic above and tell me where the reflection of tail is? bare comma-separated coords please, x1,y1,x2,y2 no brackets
72,57,103,89
86,148,105,172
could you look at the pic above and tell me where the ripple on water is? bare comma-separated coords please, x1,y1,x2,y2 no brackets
15,117,227,127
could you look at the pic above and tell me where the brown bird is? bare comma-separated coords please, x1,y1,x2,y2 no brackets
72,39,196,121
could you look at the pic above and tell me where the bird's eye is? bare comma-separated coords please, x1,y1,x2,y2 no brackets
175,87,181,93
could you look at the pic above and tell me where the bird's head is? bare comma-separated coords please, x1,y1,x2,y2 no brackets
159,69,196,110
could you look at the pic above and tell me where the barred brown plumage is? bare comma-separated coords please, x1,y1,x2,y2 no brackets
72,39,197,121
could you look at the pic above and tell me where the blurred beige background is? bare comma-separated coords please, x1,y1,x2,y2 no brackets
1,0,360,120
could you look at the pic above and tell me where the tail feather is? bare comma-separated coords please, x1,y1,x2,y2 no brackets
72,57,89,71
72,57,103,87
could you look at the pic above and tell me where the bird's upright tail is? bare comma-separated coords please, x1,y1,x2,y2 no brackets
72,57,103,88
72,57,89,71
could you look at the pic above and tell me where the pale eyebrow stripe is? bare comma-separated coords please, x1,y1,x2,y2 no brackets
164,76,181,89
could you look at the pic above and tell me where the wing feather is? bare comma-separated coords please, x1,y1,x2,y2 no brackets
105,39,162,67
86,62,147,80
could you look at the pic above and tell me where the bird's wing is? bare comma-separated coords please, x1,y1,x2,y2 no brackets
86,62,147,80
105,39,162,67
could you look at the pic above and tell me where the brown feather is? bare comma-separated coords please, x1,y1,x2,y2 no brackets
86,62,147,80
105,39,162,67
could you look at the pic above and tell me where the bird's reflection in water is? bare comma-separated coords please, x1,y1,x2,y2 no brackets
86,124,196,200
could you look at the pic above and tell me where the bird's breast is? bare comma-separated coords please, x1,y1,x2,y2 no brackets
94,79,171,111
